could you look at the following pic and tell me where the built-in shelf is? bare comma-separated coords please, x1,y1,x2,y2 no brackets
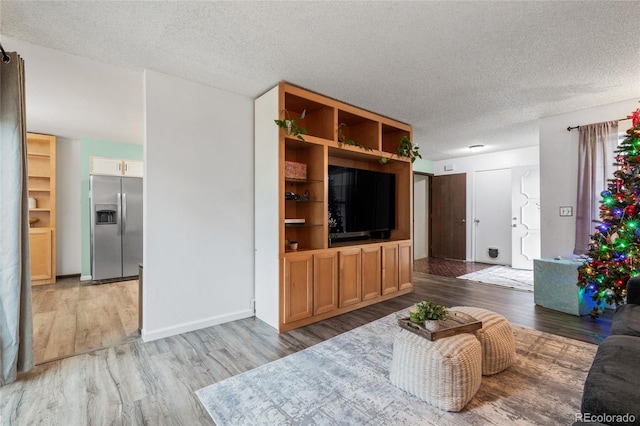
256,82,413,333
27,133,56,286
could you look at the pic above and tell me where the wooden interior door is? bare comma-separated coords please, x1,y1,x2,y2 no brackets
431,173,466,260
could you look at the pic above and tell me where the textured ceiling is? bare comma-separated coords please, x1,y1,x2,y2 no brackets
1,1,639,160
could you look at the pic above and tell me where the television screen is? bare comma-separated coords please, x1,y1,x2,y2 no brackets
328,165,395,236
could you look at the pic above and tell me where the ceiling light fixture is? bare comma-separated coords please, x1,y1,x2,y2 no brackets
469,144,484,152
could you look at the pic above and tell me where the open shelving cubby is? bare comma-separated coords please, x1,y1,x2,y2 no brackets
382,122,411,156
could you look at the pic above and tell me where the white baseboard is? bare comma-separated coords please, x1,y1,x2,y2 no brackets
140,309,254,342
80,275,92,281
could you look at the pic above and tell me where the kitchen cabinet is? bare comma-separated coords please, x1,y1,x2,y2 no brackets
90,156,123,176
90,157,143,177
123,160,143,177
29,228,53,281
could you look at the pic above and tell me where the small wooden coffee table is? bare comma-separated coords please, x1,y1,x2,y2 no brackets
397,311,482,341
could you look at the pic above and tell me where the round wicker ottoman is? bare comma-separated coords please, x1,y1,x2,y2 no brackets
389,329,482,412
449,306,516,376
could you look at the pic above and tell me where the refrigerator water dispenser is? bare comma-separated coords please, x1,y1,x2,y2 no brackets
95,204,117,224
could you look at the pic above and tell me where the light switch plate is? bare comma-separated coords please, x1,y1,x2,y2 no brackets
559,206,573,217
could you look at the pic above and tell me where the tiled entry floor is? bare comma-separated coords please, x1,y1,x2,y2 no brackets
414,257,492,278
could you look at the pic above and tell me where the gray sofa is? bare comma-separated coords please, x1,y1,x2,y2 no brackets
578,277,640,425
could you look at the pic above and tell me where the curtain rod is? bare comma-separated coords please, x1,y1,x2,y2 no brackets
0,42,10,63
567,118,629,132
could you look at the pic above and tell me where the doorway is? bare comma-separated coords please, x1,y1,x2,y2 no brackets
413,173,430,260
31,277,140,365
474,169,511,265
430,173,466,260
473,165,540,270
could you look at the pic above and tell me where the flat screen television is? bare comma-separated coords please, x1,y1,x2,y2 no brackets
328,165,395,241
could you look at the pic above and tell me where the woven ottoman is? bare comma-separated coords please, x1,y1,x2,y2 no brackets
389,329,482,412
450,306,515,375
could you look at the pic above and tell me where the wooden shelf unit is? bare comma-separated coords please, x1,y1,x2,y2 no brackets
27,133,56,285
255,82,413,332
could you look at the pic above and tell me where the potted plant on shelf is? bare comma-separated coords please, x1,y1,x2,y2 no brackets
409,299,448,331
274,109,307,141
380,136,422,164
337,123,373,152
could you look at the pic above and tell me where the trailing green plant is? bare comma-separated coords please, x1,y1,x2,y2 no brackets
338,123,372,152
379,136,422,164
274,109,307,141
409,299,448,324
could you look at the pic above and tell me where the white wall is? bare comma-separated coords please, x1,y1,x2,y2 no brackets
538,98,638,259
55,138,81,275
143,70,254,341
433,146,539,260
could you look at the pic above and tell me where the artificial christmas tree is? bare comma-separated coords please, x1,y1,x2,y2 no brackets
577,108,640,316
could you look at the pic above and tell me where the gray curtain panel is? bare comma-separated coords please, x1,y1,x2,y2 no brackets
0,51,34,386
574,121,618,255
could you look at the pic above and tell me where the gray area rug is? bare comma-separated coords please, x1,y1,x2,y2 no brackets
458,265,534,291
196,308,596,425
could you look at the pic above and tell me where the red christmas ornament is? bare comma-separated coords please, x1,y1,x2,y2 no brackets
628,108,640,127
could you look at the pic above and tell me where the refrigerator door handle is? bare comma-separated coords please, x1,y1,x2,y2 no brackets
117,192,122,236
122,193,127,234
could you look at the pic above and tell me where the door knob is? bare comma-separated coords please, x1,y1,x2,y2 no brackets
474,219,480,224
512,217,517,221
512,224,517,227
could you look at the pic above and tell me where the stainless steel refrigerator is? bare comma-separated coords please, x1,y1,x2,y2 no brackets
90,175,143,281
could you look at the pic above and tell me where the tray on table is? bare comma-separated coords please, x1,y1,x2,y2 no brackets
398,311,482,341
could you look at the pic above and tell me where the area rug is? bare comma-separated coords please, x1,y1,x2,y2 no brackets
457,265,534,291
196,308,596,425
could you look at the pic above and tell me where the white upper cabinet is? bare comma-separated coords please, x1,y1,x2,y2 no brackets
90,156,123,176
90,156,143,177
123,160,143,177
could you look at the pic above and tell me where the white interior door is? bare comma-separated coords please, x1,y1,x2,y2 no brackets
511,166,541,270
474,169,511,265
413,174,429,260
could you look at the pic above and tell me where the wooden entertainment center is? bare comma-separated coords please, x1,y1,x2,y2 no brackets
255,82,413,332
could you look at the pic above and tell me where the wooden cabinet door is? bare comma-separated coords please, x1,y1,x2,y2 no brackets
29,228,53,283
399,241,413,290
283,253,313,323
361,245,381,301
313,252,338,315
339,248,362,307
381,244,399,295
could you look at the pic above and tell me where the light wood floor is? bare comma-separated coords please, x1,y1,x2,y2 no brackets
31,277,139,365
3,273,611,425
